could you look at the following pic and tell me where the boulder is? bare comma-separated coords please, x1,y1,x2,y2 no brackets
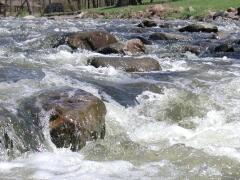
62,31,118,51
137,19,157,28
88,56,161,72
149,32,189,41
179,23,218,33
33,88,106,151
123,39,145,55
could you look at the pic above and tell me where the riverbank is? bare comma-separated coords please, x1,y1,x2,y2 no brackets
82,0,240,20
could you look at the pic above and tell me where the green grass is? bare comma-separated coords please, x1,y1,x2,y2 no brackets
85,0,240,19
86,0,167,18
168,0,240,19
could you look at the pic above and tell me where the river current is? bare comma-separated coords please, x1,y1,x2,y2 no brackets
0,17,239,179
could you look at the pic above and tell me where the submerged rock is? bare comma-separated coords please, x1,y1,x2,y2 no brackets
149,32,189,41
57,31,118,51
214,43,234,52
137,19,157,28
130,36,152,45
179,23,218,33
22,88,106,151
88,56,161,72
182,45,201,55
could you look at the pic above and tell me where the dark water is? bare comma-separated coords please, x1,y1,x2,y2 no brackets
0,17,239,179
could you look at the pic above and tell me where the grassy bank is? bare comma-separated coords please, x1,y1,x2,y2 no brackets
168,0,240,19
85,0,240,19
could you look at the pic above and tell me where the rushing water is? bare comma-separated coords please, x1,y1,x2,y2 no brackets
0,17,239,179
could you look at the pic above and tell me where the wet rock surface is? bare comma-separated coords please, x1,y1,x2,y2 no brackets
21,88,106,151
123,39,145,55
137,19,157,28
97,42,124,55
57,31,118,51
149,32,189,41
88,56,161,72
179,23,218,33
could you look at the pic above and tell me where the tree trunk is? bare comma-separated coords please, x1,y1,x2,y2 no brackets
9,0,12,15
92,0,97,8
77,0,81,10
67,0,74,11
116,0,137,7
26,0,33,15
4,0,7,17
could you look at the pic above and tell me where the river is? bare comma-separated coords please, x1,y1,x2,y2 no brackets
0,17,239,179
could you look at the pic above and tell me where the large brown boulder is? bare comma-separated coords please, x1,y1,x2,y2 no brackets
149,32,189,41
88,56,161,72
65,31,118,51
179,23,218,33
33,88,106,151
123,39,145,55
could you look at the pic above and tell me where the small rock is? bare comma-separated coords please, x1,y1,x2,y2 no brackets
123,39,145,55
227,7,236,13
148,4,165,16
88,57,161,72
179,23,218,33
182,45,201,55
23,15,36,19
159,23,173,28
131,36,152,45
137,19,157,28
237,7,240,16
149,32,189,41
225,12,239,20
97,43,124,55
214,43,234,52
213,11,227,19
213,31,230,39
75,12,88,19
